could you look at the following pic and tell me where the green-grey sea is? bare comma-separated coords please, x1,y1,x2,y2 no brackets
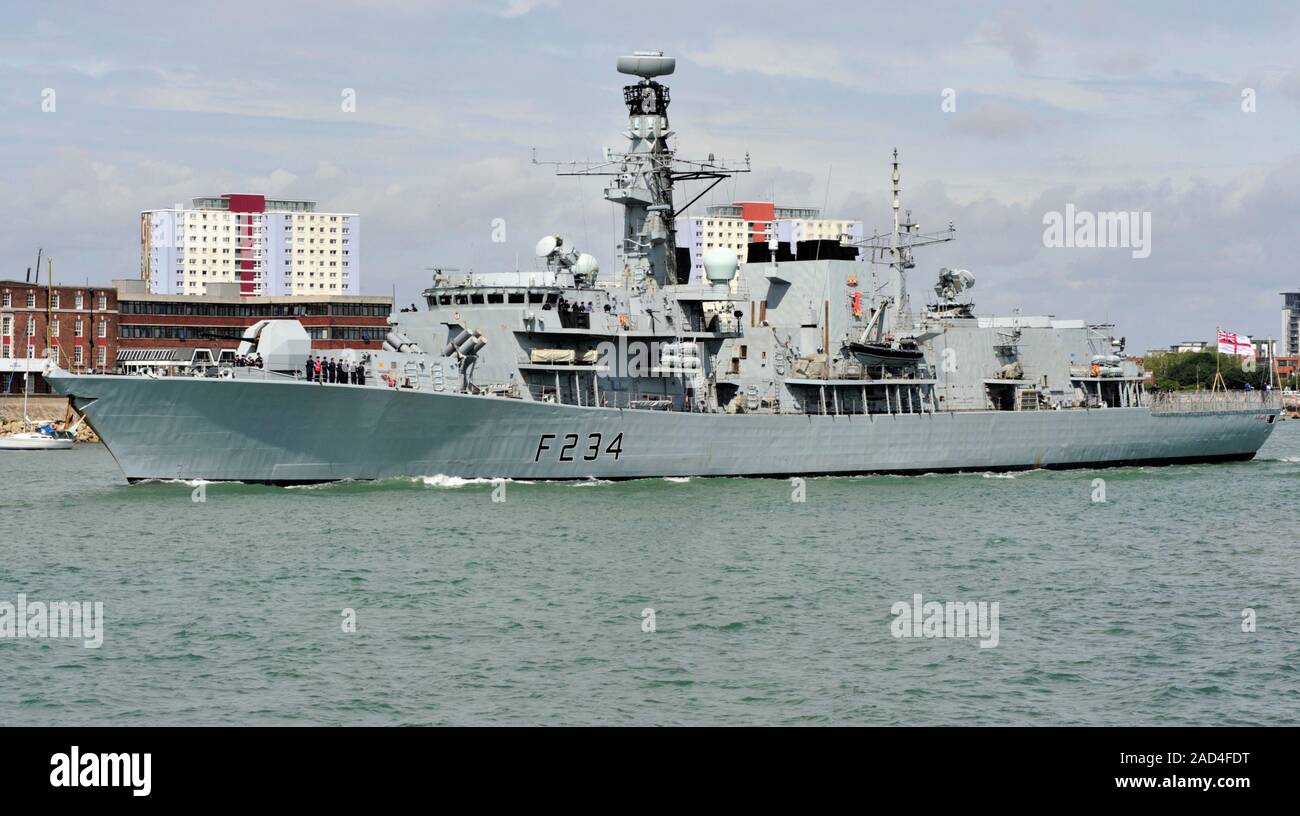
2,423,1298,725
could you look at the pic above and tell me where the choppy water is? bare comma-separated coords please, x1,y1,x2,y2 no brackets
2,423,1298,725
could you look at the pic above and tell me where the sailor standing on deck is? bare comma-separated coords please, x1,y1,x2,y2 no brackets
304,357,313,381
313,356,323,383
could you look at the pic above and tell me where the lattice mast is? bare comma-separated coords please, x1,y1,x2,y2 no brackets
533,52,748,290
854,150,956,330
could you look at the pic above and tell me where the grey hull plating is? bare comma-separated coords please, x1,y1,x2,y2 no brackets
51,373,1280,483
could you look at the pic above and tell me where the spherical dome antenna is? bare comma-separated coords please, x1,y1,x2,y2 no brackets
573,253,599,279
703,247,739,284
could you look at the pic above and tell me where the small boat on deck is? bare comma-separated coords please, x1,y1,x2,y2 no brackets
846,339,924,369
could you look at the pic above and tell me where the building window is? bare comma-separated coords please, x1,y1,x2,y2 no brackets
26,292,36,308
74,319,84,337
98,293,107,310
51,292,60,309
74,345,84,367
97,346,106,368
98,321,107,339
51,347,59,366
27,317,35,337
1,292,9,307
75,293,84,310
51,318,59,336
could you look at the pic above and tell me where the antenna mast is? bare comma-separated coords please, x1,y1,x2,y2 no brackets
532,52,749,291
855,149,956,331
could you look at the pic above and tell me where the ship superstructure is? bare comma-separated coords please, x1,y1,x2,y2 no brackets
47,52,1280,483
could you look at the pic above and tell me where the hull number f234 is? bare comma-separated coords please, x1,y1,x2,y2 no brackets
534,432,624,463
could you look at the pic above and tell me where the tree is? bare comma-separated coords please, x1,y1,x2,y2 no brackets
1144,350,1269,390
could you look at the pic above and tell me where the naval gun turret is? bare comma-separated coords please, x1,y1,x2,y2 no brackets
237,319,311,373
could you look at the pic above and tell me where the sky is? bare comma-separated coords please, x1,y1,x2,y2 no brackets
2,0,1299,351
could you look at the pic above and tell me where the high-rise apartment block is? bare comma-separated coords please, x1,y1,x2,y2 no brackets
141,194,360,296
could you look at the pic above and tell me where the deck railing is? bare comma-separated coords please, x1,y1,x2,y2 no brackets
1149,390,1281,415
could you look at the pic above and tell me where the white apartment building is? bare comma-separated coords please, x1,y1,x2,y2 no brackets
676,202,864,284
141,195,360,296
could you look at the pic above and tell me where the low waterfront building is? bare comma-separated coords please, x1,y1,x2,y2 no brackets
114,280,391,373
1,275,395,389
1275,355,1298,380
1,279,118,394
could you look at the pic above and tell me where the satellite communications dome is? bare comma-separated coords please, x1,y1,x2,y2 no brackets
702,247,739,284
573,253,599,280
535,235,561,258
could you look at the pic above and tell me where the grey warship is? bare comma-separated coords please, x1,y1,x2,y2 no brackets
48,52,1280,483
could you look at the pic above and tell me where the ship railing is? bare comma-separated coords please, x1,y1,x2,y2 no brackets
529,384,685,411
241,367,303,381
1148,389,1281,415
184,365,303,382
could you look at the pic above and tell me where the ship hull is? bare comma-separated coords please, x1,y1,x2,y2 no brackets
49,373,1280,483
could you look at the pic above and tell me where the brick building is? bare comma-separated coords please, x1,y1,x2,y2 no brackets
1,280,118,394
113,280,391,372
3,277,394,387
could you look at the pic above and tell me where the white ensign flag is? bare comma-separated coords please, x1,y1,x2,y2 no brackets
1217,329,1254,358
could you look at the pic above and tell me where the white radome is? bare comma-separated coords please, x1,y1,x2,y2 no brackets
573,253,599,278
702,247,739,284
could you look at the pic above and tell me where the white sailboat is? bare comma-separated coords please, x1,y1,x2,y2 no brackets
0,371,77,451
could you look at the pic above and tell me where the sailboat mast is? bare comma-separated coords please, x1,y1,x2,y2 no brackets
45,257,53,359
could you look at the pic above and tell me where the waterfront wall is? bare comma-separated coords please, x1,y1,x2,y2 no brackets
0,395,99,442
